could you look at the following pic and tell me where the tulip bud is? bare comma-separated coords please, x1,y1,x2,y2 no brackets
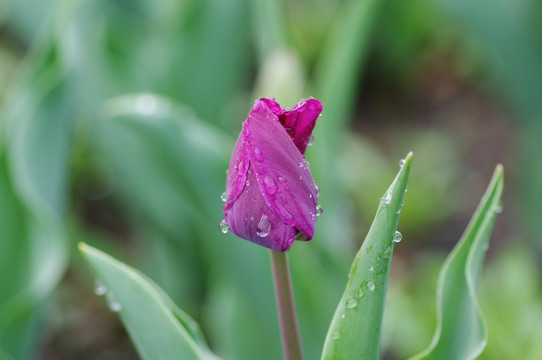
221,97,322,252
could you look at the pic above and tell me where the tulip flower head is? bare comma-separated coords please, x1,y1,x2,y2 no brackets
220,97,322,252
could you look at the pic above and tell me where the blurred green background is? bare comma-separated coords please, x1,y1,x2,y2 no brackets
0,0,541,359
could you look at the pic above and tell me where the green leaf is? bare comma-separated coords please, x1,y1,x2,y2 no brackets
78,242,220,360
321,152,413,360
98,93,233,237
409,164,504,360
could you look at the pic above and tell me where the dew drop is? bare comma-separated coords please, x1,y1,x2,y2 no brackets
399,159,405,168
332,331,340,340
220,192,227,202
307,134,315,146
341,313,345,319
264,176,278,195
254,147,264,161
495,205,503,214
384,247,392,257
316,204,323,217
106,292,122,312
285,106,292,111
94,278,107,296
368,265,374,272
278,176,286,182
285,127,295,137
256,215,271,237
357,288,364,298
393,231,402,243
315,184,321,198
219,219,229,234
367,280,375,291
346,296,358,309
237,160,247,175
383,190,392,204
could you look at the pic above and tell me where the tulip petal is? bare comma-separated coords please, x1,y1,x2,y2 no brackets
244,99,318,241
225,164,296,252
260,97,322,154
224,130,249,212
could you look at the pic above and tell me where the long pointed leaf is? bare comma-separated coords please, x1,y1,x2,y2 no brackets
321,152,412,360
78,243,220,360
410,165,504,360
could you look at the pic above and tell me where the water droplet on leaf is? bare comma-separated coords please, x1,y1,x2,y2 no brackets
383,190,392,204
384,247,392,257
368,265,374,272
332,331,340,340
346,297,358,309
94,278,107,296
399,159,405,168
393,231,402,243
106,292,122,312
367,280,375,291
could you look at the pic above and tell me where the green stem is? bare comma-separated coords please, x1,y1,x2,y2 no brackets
269,250,304,360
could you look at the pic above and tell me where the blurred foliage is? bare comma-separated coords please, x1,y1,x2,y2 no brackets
0,0,540,359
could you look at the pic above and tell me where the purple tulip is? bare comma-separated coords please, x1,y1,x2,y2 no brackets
220,97,322,252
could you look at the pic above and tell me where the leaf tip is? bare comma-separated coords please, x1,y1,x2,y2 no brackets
78,242,88,253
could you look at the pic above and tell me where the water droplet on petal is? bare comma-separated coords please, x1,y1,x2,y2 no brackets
393,231,402,243
219,219,229,234
399,159,405,168
316,204,323,217
285,126,295,137
367,280,375,291
307,134,315,146
346,297,358,309
368,265,374,272
254,147,263,161
220,192,227,202
94,278,107,296
285,106,292,111
106,292,122,312
264,176,277,195
314,184,321,198
256,214,271,237
278,176,286,182
237,160,247,175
